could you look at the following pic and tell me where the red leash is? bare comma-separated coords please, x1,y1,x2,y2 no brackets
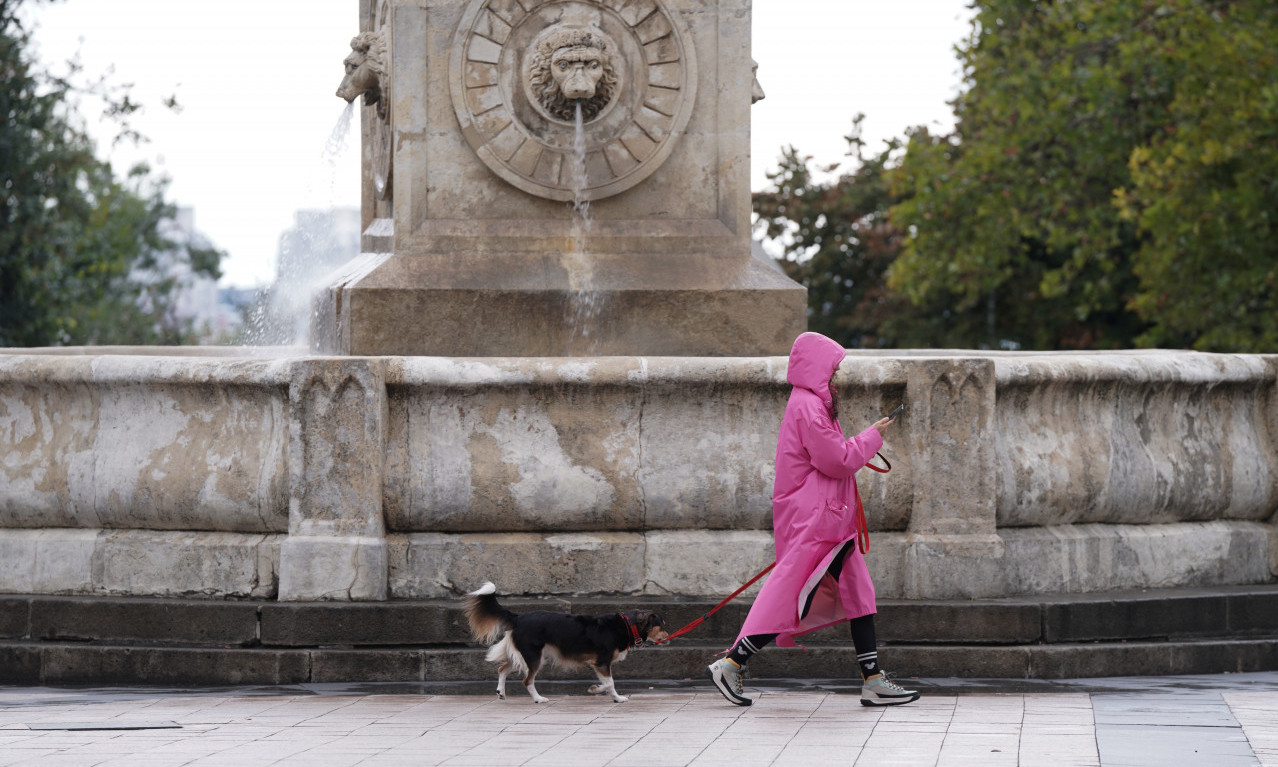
656,451,891,644
655,561,776,644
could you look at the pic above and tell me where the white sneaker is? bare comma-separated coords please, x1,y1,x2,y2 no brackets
860,673,920,706
707,658,752,706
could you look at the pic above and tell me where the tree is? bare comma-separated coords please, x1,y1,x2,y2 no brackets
1,0,223,347
889,0,1278,352
754,117,1012,349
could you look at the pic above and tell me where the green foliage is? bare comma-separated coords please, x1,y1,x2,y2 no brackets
754,117,977,348
889,0,1278,351
1,0,223,347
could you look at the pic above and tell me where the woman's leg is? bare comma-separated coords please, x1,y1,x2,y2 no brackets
726,633,778,667
848,614,879,679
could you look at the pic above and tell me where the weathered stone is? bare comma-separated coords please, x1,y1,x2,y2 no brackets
643,530,773,597
0,528,279,599
0,597,28,638
2,349,1276,601
878,600,1041,645
0,355,289,533
1040,592,1228,643
95,530,280,599
39,644,311,686
994,352,1278,527
261,602,459,646
0,644,40,684
30,597,259,645
311,649,424,683
1000,521,1272,594
1227,589,1278,634
0,529,98,594
314,0,806,356
387,531,645,597
280,358,388,601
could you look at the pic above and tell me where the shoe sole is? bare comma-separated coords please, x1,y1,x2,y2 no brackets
860,693,920,707
706,665,752,707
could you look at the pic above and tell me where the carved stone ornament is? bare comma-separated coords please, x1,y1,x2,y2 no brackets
450,0,697,202
336,1,393,201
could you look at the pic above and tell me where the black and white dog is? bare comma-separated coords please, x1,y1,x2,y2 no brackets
464,582,668,703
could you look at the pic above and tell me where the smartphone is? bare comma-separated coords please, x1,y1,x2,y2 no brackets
885,403,905,421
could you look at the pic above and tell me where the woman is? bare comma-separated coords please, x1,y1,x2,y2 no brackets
707,332,917,707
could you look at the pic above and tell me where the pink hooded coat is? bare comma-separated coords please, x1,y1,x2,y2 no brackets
735,332,884,648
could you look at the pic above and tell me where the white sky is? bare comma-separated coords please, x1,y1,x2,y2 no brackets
23,0,972,288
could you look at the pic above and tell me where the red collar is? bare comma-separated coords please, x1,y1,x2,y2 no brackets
621,614,645,649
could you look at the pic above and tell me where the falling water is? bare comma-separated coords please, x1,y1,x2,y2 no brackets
241,102,358,350
562,102,603,351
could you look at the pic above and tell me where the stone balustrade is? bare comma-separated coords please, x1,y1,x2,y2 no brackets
1,348,1274,601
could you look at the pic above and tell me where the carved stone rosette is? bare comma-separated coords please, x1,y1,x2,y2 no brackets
449,0,697,202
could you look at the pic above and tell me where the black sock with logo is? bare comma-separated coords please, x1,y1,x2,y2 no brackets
727,633,777,666
849,614,879,679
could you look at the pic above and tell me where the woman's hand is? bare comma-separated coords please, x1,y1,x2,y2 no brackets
872,416,895,434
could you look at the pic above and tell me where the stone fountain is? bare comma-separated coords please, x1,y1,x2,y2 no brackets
322,0,805,356
0,0,1275,685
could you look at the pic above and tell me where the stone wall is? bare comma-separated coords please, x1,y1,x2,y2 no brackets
1,349,1274,600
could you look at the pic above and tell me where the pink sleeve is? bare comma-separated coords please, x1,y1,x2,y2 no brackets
800,416,884,479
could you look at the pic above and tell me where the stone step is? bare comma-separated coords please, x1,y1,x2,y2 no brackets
3,636,1278,687
4,585,1277,648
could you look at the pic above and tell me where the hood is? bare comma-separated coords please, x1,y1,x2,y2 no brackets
786,332,847,407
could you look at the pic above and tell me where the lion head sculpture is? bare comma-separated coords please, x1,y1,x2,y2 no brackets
526,26,618,123
336,30,389,120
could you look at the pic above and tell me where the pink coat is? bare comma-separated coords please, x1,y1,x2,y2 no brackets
736,332,884,648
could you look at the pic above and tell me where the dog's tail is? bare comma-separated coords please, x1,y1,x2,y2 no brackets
463,582,517,645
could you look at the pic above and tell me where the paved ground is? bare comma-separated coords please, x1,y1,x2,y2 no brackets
2,673,1277,766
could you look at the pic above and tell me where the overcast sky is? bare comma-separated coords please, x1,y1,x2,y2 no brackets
23,0,973,288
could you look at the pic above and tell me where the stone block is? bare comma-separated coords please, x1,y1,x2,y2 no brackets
95,531,280,599
39,645,311,686
1001,522,1272,596
0,597,27,638
1028,641,1179,679
0,643,40,684
994,352,1278,527
878,600,1041,645
261,602,459,646
899,534,1009,600
328,255,805,357
278,536,388,601
0,355,289,533
1041,593,1227,643
423,647,505,682
279,358,388,601
0,529,97,594
388,532,645,598
28,597,258,645
1227,589,1278,634
310,649,424,682
643,530,774,597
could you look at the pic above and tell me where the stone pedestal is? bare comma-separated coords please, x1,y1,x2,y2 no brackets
316,0,806,356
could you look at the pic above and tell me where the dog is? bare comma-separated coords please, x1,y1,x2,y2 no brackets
464,582,668,703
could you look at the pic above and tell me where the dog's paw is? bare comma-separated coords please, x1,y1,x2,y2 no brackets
532,695,550,704
587,684,605,695
496,690,505,700
612,694,629,703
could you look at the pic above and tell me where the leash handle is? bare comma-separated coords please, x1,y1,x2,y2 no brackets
656,561,776,644
865,451,891,473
